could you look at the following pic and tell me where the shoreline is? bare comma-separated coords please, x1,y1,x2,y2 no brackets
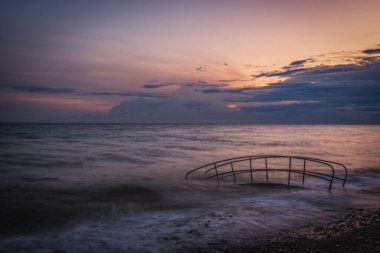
192,208,380,253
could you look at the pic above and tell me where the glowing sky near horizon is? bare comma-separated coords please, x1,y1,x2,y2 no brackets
0,0,380,123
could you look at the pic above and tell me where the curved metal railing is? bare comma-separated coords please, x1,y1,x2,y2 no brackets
185,155,347,190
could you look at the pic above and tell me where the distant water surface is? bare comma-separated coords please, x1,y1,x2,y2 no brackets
0,124,379,252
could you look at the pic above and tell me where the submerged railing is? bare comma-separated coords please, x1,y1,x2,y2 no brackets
185,155,347,190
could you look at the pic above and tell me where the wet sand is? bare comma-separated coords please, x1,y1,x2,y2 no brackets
193,208,380,253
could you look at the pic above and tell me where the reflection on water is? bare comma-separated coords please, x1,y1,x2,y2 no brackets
0,124,379,252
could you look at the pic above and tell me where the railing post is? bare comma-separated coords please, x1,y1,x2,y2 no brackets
265,157,269,183
288,157,292,186
231,163,236,183
342,164,348,186
250,157,253,184
329,165,334,191
302,159,306,185
214,163,219,184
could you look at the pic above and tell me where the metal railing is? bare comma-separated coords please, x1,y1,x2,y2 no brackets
185,155,347,190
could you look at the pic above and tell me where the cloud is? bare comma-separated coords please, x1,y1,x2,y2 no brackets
253,64,357,78
183,101,210,110
9,84,168,99
142,83,178,89
288,58,314,67
12,85,75,93
106,84,244,123
253,68,307,78
195,65,207,72
204,56,380,123
241,102,319,113
89,91,168,98
108,98,222,123
362,48,380,54
243,64,267,69
201,87,256,94
108,54,380,123
236,58,380,116
143,84,162,89
185,83,226,88
218,79,248,82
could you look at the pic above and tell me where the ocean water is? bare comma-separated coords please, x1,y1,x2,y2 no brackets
0,124,379,252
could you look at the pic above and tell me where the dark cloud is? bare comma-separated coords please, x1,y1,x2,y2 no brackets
195,65,207,72
362,48,380,54
230,82,380,107
238,59,380,118
108,98,229,123
237,102,374,124
89,92,168,98
199,57,380,123
143,84,162,89
241,103,319,113
253,64,357,78
202,87,256,94
105,85,246,123
142,83,177,89
183,101,210,110
201,88,223,93
305,65,357,75
253,68,308,78
288,58,314,67
12,85,75,93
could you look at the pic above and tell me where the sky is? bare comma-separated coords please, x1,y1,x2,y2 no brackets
0,0,380,123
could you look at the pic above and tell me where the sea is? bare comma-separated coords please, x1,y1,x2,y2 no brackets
0,124,379,252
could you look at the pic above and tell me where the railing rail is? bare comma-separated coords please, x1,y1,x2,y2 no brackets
185,155,347,190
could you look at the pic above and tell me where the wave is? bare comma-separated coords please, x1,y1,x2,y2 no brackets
0,159,84,169
97,153,153,164
22,177,60,182
0,182,167,236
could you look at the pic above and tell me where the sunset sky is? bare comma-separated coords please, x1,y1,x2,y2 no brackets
1,0,380,123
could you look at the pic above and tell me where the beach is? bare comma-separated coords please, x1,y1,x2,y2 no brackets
200,208,380,253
